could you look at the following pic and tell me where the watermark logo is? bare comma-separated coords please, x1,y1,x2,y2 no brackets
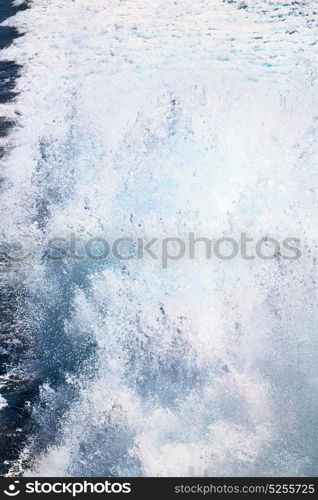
0,232,302,268
2,480,132,497
4,481,20,497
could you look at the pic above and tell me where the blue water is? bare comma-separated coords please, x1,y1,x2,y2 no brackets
0,0,318,477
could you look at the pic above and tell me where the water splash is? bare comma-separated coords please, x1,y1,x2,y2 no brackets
1,0,318,477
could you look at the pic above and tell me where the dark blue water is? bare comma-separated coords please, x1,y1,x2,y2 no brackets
0,0,31,476
0,0,28,144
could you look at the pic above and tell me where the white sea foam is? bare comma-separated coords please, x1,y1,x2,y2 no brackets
1,0,318,476
0,394,7,411
12,0,27,7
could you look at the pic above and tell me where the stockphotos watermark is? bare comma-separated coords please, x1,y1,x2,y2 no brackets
2,480,131,496
1,232,301,268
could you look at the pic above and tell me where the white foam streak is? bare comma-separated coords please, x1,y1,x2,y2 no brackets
0,395,7,411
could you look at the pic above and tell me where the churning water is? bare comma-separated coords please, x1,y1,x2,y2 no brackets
0,0,318,477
